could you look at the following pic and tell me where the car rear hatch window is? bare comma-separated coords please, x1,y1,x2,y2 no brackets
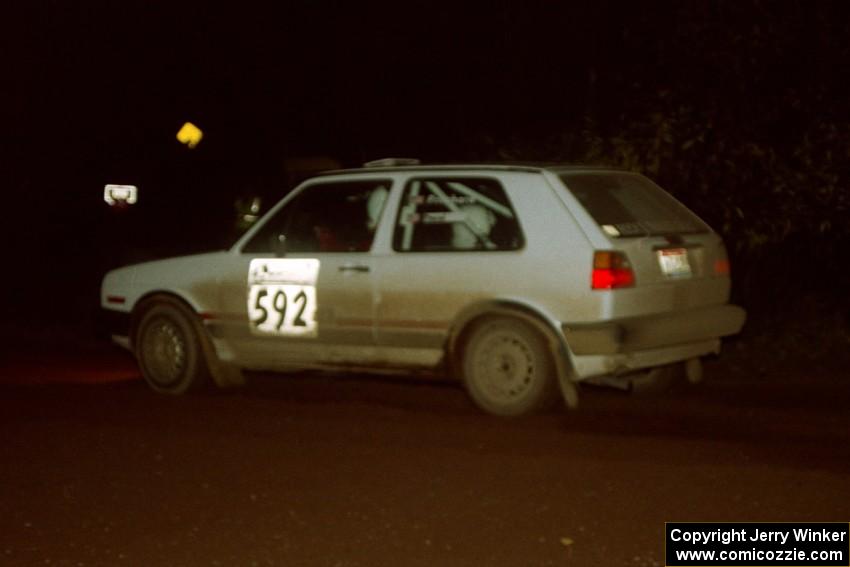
559,172,707,237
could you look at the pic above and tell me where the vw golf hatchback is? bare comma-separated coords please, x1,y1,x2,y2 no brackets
101,162,746,415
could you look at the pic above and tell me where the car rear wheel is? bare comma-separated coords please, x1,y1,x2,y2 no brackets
135,301,210,394
461,317,559,416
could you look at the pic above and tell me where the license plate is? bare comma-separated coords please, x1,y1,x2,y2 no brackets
657,248,692,277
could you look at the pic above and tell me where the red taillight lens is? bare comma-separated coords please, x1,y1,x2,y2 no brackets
592,251,635,289
714,258,730,275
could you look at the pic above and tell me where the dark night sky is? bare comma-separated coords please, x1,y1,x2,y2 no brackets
3,1,848,317
6,2,602,170
7,2,845,185
4,2,612,271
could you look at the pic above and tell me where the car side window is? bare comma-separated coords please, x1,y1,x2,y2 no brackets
392,178,524,252
242,180,391,254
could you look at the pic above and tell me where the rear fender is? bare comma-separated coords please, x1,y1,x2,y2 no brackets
447,300,579,409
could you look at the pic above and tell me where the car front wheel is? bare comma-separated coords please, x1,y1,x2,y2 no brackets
135,301,210,394
461,317,559,416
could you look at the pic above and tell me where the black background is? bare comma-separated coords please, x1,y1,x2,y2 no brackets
3,1,849,346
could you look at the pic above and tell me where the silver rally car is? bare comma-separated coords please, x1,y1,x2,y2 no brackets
101,161,746,416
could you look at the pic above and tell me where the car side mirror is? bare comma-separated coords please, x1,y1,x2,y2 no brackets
272,234,287,257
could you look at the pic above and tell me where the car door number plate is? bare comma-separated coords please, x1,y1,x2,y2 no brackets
657,248,692,277
248,259,319,337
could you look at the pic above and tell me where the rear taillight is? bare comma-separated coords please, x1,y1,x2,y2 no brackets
592,251,635,290
714,258,730,275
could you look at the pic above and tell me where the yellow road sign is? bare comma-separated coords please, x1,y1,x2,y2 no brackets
176,122,203,148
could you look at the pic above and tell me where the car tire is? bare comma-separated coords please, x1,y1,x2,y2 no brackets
461,317,559,416
135,301,210,394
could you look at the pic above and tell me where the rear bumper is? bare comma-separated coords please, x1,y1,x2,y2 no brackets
561,304,746,355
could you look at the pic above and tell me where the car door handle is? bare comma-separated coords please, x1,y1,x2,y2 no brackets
338,264,370,273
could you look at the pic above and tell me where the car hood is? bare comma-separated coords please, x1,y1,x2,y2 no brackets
101,251,233,310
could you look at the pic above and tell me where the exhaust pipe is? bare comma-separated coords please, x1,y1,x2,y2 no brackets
586,361,699,392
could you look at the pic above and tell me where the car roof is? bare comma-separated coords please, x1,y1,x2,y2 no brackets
316,163,627,176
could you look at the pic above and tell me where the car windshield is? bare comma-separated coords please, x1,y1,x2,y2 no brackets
560,173,707,237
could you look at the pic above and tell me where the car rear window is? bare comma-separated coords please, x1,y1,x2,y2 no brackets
560,173,707,237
